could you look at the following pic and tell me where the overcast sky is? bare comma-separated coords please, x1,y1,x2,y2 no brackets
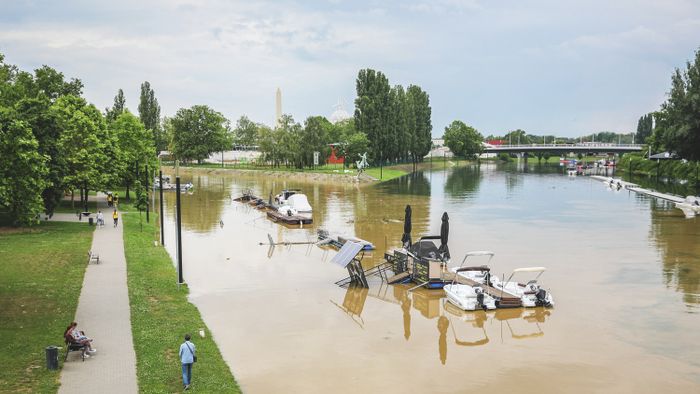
1,0,699,137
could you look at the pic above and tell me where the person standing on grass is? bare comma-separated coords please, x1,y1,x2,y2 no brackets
179,334,196,390
112,209,118,227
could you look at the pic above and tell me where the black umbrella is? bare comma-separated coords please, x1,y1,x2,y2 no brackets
401,205,412,249
438,212,450,260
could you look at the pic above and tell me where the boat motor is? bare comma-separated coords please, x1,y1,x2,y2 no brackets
475,287,485,310
535,288,551,307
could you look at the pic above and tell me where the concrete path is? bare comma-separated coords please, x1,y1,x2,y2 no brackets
56,198,138,393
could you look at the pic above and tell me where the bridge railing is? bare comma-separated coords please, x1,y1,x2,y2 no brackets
485,143,643,149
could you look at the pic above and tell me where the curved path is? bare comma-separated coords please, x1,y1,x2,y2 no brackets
55,197,138,393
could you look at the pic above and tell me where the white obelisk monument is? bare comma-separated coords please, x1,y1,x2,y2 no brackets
275,87,282,128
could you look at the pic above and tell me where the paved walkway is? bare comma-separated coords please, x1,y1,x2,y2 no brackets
56,197,138,393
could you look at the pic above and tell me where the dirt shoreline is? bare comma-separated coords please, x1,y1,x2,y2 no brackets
170,166,380,184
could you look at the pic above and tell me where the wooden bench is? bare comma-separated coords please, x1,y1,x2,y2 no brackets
64,335,87,362
88,250,99,264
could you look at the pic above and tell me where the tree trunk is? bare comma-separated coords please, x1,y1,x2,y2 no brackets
71,190,75,209
126,182,130,201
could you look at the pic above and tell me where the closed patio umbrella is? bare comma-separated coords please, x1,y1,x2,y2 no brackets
438,212,450,260
401,205,412,249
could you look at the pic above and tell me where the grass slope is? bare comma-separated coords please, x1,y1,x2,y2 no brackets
0,222,93,393
122,215,240,393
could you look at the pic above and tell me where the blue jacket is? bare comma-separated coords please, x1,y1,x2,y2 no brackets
179,341,196,364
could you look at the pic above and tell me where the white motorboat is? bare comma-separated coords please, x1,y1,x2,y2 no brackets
274,189,312,213
444,282,496,311
444,251,497,311
491,267,554,308
675,196,700,218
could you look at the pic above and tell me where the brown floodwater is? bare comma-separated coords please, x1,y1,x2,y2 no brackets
160,163,700,393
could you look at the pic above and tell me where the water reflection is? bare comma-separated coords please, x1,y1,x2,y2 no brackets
444,165,482,199
335,285,551,366
650,208,700,306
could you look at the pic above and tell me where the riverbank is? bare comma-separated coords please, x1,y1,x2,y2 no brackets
0,222,93,392
122,214,240,393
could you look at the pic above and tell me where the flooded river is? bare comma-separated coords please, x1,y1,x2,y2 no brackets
161,162,699,393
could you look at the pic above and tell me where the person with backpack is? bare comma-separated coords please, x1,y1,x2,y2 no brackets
112,209,119,227
178,334,196,390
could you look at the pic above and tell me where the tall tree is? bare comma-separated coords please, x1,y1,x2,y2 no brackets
443,120,483,159
170,105,231,164
110,110,156,200
51,95,111,211
354,69,390,161
106,88,126,123
655,48,700,161
407,85,432,162
0,111,49,226
301,116,332,166
138,81,164,151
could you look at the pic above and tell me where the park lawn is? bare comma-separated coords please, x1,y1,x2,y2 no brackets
364,166,408,181
122,215,240,393
0,222,93,393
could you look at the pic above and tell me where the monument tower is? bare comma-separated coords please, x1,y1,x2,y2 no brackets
275,87,282,128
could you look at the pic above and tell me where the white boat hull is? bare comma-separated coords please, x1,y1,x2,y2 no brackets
444,284,496,311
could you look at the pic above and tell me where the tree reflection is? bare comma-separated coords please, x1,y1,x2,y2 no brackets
163,175,228,233
378,171,431,196
650,207,700,306
444,165,482,199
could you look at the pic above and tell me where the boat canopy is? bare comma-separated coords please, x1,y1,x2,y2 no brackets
458,250,495,267
512,267,546,273
287,194,312,212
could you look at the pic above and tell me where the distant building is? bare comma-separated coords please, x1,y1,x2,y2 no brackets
330,99,351,124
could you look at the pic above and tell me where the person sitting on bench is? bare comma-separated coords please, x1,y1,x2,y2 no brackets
66,322,97,355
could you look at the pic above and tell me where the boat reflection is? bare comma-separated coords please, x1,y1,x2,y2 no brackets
335,284,552,365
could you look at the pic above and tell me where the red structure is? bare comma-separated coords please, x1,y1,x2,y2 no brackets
328,144,344,164
487,139,505,146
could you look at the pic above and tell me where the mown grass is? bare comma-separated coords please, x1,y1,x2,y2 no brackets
0,222,93,393
364,167,408,181
122,215,240,393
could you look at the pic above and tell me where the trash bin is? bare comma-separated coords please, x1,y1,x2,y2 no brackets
88,217,94,226
46,346,58,370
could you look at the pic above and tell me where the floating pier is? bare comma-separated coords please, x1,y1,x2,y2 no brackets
266,210,313,225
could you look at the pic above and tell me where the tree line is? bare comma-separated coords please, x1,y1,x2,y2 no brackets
0,53,157,226
647,47,700,162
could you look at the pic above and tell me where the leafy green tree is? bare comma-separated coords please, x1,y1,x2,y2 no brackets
301,116,332,166
636,114,653,144
138,81,166,152
406,85,432,162
1,56,85,215
106,88,126,123
110,111,156,199
232,115,259,147
504,129,531,145
343,131,370,167
443,120,483,159
51,95,111,210
354,69,390,161
0,111,49,226
171,105,231,164
654,48,700,161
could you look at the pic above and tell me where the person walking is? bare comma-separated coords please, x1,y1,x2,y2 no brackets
112,209,119,227
179,334,196,390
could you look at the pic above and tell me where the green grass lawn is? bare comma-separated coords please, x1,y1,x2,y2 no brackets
364,167,408,181
122,215,240,393
0,222,93,393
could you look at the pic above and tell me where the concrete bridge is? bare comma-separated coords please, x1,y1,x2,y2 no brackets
483,143,643,155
